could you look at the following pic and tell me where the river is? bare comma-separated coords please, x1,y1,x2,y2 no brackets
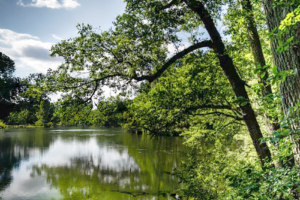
0,127,187,200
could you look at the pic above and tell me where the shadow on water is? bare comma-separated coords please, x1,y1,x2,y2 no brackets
0,127,187,200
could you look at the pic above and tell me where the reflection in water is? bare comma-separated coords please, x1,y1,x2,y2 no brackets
0,128,186,200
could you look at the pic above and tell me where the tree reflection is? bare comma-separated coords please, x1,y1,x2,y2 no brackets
0,129,54,191
29,132,186,199
0,128,187,199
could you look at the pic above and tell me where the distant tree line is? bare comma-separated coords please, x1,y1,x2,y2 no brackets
0,53,130,127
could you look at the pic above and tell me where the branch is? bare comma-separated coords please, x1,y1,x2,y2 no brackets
192,111,243,121
62,74,123,89
217,120,245,134
59,41,212,91
187,104,233,111
133,40,213,82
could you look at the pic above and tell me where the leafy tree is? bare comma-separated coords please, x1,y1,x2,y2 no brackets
0,52,24,102
35,100,55,127
0,52,16,101
0,52,25,120
94,96,130,127
53,101,93,126
262,0,300,164
124,52,242,136
4,76,57,126
43,0,273,166
6,109,30,125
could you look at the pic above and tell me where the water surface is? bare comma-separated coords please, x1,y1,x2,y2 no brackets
0,127,186,200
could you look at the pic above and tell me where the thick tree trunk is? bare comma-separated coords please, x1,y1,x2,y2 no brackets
242,0,280,135
262,0,300,164
183,0,272,167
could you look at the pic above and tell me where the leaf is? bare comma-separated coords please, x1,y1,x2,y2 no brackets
272,65,278,75
260,72,266,78
241,102,249,106
254,68,259,74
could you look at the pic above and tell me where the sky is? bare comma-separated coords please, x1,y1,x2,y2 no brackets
0,0,126,78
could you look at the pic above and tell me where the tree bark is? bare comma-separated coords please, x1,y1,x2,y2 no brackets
262,0,300,164
242,0,280,135
183,0,272,167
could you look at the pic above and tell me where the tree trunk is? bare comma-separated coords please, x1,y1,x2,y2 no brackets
262,0,300,164
242,0,280,135
183,0,272,167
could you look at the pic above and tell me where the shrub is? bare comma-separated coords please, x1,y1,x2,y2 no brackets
0,120,5,129
35,120,43,127
45,122,53,127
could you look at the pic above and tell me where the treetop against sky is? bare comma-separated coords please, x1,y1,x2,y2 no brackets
0,0,125,77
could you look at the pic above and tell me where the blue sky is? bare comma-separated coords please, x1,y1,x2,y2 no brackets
0,0,125,77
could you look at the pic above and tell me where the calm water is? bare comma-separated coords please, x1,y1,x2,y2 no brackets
0,127,186,200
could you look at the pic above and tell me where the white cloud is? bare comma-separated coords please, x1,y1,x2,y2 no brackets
52,34,63,40
62,0,80,9
17,0,80,10
0,29,63,77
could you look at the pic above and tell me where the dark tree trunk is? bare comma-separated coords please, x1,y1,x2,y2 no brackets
242,0,280,135
183,0,272,167
262,0,300,164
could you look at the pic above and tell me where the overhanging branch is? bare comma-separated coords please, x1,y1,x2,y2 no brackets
192,111,243,121
62,74,123,90
132,40,213,82
60,41,212,90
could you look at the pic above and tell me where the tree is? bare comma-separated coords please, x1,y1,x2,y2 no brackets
0,52,22,102
53,101,93,126
0,52,25,120
241,0,279,134
6,109,30,125
35,100,55,127
262,0,300,164
124,52,243,136
44,0,273,166
224,0,289,166
93,96,130,127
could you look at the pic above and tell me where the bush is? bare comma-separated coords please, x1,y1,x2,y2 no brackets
45,122,53,127
6,109,29,125
0,120,5,129
35,120,43,127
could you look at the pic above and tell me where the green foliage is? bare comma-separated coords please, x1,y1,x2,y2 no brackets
271,1,300,53
0,120,6,129
5,96,56,127
35,120,44,127
6,109,30,125
52,98,93,126
35,100,54,127
18,0,300,199
0,52,15,79
0,52,23,103
279,5,300,30
174,126,252,199
123,51,239,136
228,164,300,200
92,96,130,127
51,96,130,127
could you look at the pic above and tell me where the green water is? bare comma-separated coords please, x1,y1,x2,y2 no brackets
0,127,186,200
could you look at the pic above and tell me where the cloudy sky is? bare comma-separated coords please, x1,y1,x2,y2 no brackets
0,0,125,77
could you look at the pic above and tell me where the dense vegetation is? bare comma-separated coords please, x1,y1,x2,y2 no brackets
1,0,300,199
